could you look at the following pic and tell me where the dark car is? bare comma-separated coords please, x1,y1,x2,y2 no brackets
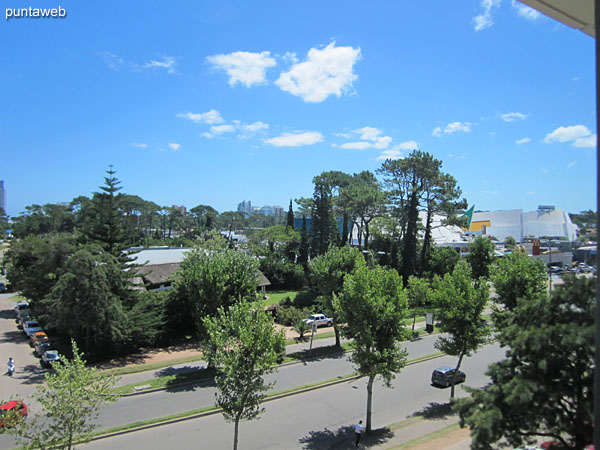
34,340,53,357
40,350,63,369
0,400,28,429
431,366,466,388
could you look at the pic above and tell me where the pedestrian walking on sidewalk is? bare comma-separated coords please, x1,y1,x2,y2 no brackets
354,420,364,447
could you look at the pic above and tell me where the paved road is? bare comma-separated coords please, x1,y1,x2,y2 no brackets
83,343,504,450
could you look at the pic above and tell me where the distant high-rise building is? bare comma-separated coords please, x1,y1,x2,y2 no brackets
260,205,275,216
237,200,252,214
273,206,284,216
0,180,5,214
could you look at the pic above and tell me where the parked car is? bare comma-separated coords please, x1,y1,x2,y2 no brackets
431,366,466,388
23,320,42,337
16,311,31,329
34,340,53,357
29,331,48,347
303,314,333,328
0,282,6,293
14,301,29,319
40,350,63,368
0,400,28,429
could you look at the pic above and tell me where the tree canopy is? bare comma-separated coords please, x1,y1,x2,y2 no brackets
457,276,594,449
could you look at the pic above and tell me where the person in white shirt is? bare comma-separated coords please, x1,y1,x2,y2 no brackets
354,420,364,447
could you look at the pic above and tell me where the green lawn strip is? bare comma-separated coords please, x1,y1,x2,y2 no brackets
388,422,461,449
105,354,207,377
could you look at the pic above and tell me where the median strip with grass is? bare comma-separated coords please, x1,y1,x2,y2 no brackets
94,351,447,441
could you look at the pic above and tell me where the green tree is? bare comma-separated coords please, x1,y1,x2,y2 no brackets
309,184,338,257
432,260,490,399
286,199,294,228
467,236,495,281
44,245,131,357
378,151,465,284
457,276,594,449
5,233,77,304
504,235,517,249
297,215,310,267
203,301,285,450
87,167,127,259
308,246,366,347
334,265,409,432
339,171,385,250
490,251,547,311
10,341,117,450
170,249,259,338
425,245,460,278
406,275,431,331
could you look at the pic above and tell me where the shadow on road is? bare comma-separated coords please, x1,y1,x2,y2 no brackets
0,309,16,320
0,330,27,344
299,424,393,449
164,367,217,393
10,363,47,385
410,401,453,420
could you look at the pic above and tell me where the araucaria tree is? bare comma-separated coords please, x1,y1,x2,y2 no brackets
203,301,285,450
334,265,409,432
457,276,594,449
432,260,490,399
10,341,117,450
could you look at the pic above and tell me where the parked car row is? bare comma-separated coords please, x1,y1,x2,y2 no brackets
14,301,63,369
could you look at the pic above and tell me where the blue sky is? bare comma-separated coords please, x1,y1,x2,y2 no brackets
1,0,596,217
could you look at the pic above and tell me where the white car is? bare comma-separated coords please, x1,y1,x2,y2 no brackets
23,320,42,337
303,314,333,328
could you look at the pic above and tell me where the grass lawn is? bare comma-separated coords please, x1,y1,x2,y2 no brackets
262,290,298,307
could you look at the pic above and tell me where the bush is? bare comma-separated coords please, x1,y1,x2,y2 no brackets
293,290,318,308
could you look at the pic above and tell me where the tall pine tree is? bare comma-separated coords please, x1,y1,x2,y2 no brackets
286,199,294,229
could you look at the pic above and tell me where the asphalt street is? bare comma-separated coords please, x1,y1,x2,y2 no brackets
83,344,504,450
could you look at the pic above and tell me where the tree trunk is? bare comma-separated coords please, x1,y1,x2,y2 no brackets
450,353,464,399
233,417,240,450
366,374,375,432
333,316,341,347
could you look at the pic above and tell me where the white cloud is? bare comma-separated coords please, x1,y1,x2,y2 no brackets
142,55,177,74
395,140,419,150
275,42,361,103
241,121,269,133
472,0,501,32
567,161,576,168
501,112,528,122
210,124,236,135
168,143,180,151
202,132,214,139
130,142,148,148
340,141,373,150
100,51,125,70
352,126,392,148
376,148,404,161
178,109,224,125
432,122,472,136
207,51,276,87
573,134,596,148
543,125,592,144
516,137,531,145
511,0,542,21
264,131,324,147
445,122,472,133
